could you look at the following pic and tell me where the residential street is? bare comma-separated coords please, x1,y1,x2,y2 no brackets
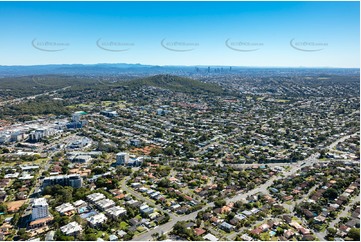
129,133,358,241
330,194,360,228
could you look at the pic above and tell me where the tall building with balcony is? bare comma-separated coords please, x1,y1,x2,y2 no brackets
42,174,83,189
32,198,50,221
115,152,129,166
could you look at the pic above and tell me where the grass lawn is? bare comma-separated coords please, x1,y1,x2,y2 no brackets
100,101,126,108
101,101,114,106
319,224,327,232
34,158,49,164
0,162,17,168
274,99,290,103
218,229,229,236
136,226,146,233
259,232,270,240
95,231,109,240
119,221,129,230
6,200,27,211
67,103,94,109
284,166,291,171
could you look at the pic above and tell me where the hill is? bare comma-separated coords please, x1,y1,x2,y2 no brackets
124,74,226,95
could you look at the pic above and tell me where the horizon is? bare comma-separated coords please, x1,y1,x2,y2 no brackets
0,62,360,69
0,63,360,70
0,1,359,68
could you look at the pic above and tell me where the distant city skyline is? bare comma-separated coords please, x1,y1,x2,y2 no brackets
0,1,359,67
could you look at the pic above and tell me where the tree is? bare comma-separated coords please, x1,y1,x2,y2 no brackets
152,233,159,240
260,232,270,241
0,203,7,213
73,187,89,200
173,221,194,239
214,199,226,208
158,178,169,188
226,211,235,220
72,215,85,226
61,165,69,174
154,131,163,138
85,233,98,241
59,235,75,241
18,228,30,240
164,146,175,156
196,219,202,227
327,227,337,236
246,181,256,190
319,149,327,159
150,147,162,156
348,228,360,241
11,213,20,226
160,213,170,224
324,188,338,200
276,227,284,236
123,231,134,241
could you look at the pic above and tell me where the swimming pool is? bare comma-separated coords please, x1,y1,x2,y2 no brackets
80,210,97,219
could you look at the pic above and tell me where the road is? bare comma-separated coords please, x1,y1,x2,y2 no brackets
330,194,360,228
327,133,357,150
120,178,175,220
130,175,279,241
130,132,358,241
0,85,71,107
29,133,77,197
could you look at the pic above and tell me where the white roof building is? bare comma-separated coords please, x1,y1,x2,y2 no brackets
240,234,253,241
117,230,127,238
105,206,127,218
20,165,40,171
87,213,107,227
95,199,115,211
60,222,82,236
55,203,76,214
32,198,50,221
139,204,149,211
87,193,106,203
4,173,20,179
73,200,87,207
203,233,219,241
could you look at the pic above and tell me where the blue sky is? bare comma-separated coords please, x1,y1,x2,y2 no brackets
0,1,359,67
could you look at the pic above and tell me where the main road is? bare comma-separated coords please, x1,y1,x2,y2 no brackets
0,85,71,107
130,133,358,241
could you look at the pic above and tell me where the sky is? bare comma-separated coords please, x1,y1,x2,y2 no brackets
0,1,359,67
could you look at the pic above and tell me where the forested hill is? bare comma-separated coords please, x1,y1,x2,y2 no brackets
0,74,228,101
124,74,226,95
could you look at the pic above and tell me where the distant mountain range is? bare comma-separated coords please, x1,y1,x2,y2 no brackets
0,63,174,77
0,63,358,77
